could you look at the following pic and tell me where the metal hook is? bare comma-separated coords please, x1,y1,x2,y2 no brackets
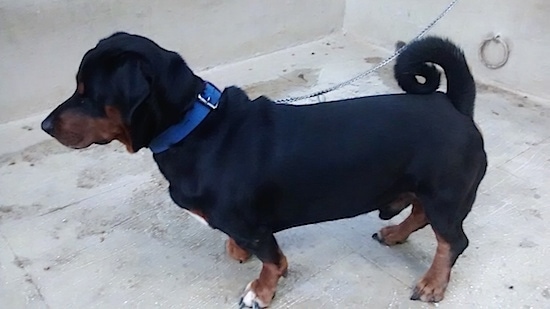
479,34,510,70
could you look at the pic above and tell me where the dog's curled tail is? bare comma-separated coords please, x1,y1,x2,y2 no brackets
394,36,476,118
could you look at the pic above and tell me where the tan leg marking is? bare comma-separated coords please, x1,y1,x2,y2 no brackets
226,237,251,263
375,201,428,245
241,250,288,308
411,232,452,302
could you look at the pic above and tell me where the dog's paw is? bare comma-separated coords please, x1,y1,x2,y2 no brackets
238,281,272,309
410,276,447,302
372,225,407,246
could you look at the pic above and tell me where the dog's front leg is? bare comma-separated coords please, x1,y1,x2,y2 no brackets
236,233,288,308
226,237,251,263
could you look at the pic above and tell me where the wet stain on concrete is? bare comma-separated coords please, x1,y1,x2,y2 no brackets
13,256,32,269
0,139,72,167
518,239,538,248
0,204,43,222
242,68,320,100
364,56,383,64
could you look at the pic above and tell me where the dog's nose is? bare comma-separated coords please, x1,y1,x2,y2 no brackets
41,117,55,135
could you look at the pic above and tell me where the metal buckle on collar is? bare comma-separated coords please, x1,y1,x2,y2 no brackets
197,93,218,110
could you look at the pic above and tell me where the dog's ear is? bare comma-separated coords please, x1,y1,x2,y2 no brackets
84,53,157,152
124,50,204,151
107,56,166,152
110,57,151,123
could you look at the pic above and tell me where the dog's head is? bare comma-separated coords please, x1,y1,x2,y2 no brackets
41,32,203,152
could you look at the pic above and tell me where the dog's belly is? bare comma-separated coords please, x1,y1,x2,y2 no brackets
268,183,397,232
263,155,413,232
270,202,378,233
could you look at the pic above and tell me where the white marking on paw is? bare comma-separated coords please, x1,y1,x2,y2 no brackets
183,209,209,226
241,281,267,308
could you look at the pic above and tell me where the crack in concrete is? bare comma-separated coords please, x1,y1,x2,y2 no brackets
1,233,51,309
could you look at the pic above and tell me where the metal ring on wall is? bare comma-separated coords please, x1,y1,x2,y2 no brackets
479,34,510,69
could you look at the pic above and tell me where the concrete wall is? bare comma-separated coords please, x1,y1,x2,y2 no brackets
2,0,548,124
0,0,344,123
344,0,550,101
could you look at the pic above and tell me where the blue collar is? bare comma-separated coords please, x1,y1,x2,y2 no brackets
149,82,222,154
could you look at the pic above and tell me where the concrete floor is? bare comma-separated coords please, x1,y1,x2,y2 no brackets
1,34,549,308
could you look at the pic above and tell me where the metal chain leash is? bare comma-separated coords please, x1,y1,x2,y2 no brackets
275,0,459,104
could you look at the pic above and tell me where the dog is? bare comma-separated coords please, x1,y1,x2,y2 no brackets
41,33,487,308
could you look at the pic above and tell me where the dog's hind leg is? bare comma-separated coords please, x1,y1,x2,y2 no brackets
409,189,477,302
373,199,428,246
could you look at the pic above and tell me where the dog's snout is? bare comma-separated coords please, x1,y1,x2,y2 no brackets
41,116,55,135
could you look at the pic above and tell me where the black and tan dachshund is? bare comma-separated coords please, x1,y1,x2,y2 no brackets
41,33,487,308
